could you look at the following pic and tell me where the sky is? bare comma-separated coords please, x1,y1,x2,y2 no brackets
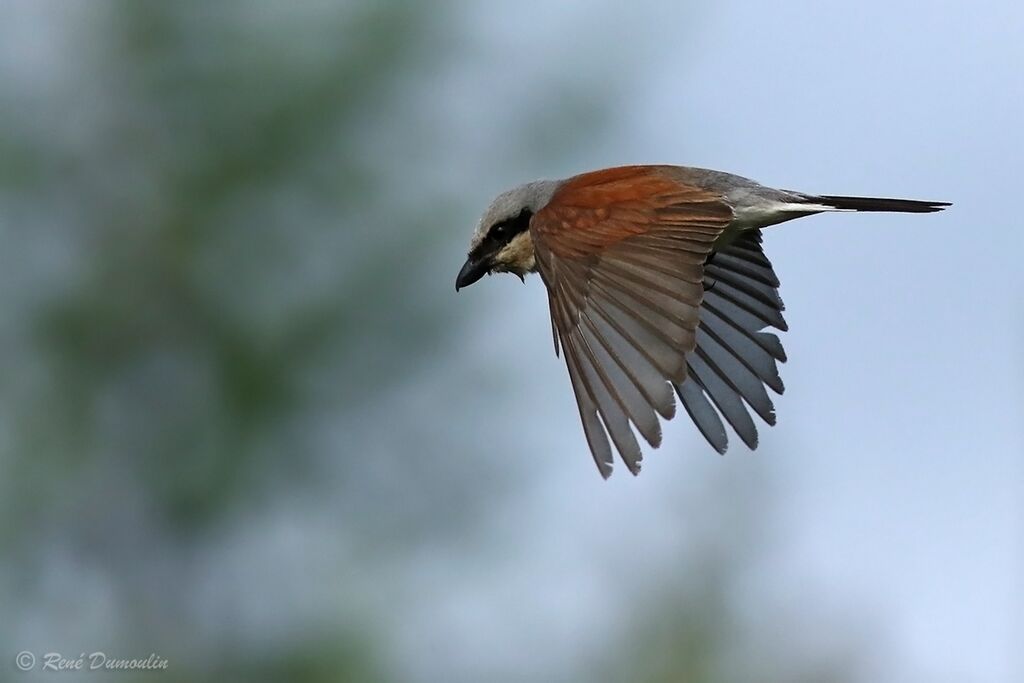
438,1,1023,681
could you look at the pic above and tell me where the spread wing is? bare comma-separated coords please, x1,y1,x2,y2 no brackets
531,167,733,477
677,229,788,454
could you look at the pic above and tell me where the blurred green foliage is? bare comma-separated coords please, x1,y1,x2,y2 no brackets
0,3,476,549
1,2,466,679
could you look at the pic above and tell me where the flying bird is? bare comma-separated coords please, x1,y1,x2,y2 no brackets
456,165,949,477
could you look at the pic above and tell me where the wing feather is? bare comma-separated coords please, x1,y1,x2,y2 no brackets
707,251,780,286
550,273,646,473
587,282,691,381
704,277,788,331
533,166,732,476
674,230,788,453
533,168,789,475
694,324,777,425
687,348,759,449
705,262,783,309
676,378,728,454
699,303,785,392
578,312,676,423
546,291,613,476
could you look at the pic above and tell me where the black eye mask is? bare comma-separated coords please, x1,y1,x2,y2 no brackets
457,207,534,290
472,208,533,261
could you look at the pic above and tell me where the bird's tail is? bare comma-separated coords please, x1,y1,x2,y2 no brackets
802,194,951,213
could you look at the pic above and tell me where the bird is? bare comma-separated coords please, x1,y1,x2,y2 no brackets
455,165,949,478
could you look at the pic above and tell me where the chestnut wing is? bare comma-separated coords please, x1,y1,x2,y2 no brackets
531,167,732,477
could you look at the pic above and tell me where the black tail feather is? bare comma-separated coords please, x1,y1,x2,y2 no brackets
813,195,951,213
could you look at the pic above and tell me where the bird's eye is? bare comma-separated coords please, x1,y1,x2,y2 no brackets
488,208,533,244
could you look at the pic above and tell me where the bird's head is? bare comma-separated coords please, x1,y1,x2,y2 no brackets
456,179,561,290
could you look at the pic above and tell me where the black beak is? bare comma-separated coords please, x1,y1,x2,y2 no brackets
455,256,488,291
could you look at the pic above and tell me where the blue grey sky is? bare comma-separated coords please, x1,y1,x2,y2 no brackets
438,1,1023,681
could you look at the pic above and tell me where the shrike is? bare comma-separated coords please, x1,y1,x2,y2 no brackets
456,165,948,477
